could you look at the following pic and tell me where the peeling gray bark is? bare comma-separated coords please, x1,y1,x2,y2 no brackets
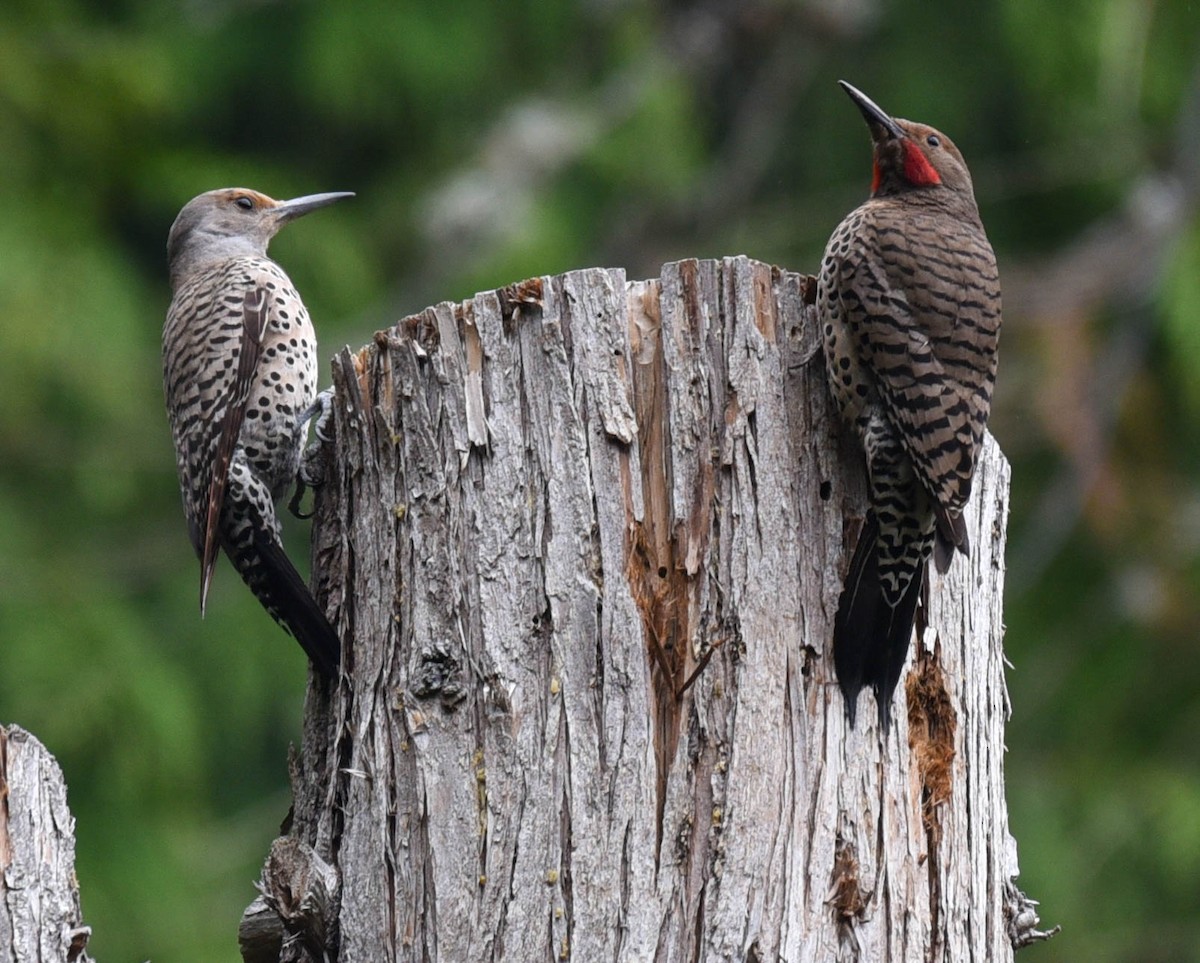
247,256,1047,962
0,726,92,963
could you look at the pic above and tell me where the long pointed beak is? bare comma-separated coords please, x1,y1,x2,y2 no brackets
274,191,355,222
838,81,906,142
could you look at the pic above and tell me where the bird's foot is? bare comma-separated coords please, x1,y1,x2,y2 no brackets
299,388,336,445
290,389,335,519
288,475,315,519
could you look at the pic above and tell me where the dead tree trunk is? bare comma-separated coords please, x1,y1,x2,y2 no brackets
242,256,1053,962
0,726,92,963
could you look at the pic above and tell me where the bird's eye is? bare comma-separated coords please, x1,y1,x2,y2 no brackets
926,134,941,148
235,196,255,211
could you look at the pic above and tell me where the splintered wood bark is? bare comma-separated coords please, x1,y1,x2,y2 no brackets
247,256,1044,962
0,726,92,963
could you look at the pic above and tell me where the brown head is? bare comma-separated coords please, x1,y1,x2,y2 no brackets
167,187,354,288
838,81,977,207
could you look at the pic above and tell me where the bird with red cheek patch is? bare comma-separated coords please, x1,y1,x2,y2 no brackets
817,81,1002,730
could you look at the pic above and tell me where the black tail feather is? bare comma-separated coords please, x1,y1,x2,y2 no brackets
933,505,968,574
248,531,341,679
833,513,924,731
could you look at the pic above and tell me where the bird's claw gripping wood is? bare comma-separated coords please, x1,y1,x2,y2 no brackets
289,389,336,520
818,82,1002,727
162,187,353,678
305,388,337,445
288,478,316,520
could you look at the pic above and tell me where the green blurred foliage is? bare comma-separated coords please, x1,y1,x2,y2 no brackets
0,0,1197,959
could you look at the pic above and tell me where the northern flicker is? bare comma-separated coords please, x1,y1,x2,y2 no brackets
818,82,1001,727
163,187,352,678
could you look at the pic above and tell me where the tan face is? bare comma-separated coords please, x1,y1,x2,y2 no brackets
166,188,285,264
886,120,975,195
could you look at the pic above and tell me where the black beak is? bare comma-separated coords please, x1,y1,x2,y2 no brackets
838,81,906,142
274,191,356,223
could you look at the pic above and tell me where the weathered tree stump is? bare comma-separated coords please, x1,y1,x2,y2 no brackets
243,256,1052,961
0,726,92,963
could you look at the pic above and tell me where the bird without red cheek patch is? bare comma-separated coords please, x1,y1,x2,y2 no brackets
902,140,941,187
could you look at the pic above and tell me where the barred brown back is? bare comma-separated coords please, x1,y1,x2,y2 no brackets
818,82,1001,728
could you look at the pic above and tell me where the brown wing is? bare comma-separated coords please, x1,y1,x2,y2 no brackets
842,212,1001,521
199,287,270,613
